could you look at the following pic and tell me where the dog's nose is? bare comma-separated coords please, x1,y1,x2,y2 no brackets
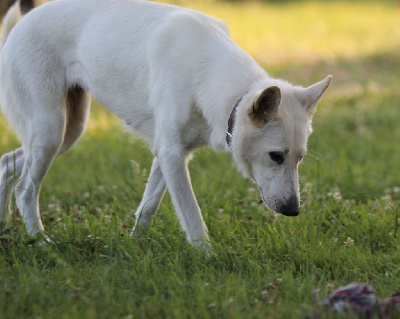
280,196,299,217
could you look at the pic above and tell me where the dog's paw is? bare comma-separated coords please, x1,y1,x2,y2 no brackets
130,223,149,237
35,233,51,247
192,238,212,255
0,228,12,244
130,217,152,237
22,231,52,247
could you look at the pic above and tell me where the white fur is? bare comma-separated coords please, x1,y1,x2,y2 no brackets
0,0,331,250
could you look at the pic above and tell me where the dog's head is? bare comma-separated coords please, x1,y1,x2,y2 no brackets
232,76,332,216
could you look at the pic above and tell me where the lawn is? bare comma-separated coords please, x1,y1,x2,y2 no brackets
1,1,400,318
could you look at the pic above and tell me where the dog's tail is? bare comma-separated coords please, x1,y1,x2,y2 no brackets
0,1,22,52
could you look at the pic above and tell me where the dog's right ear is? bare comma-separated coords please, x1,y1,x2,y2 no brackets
246,86,281,128
302,75,332,117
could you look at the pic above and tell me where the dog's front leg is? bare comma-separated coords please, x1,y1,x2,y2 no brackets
156,145,210,251
131,157,166,234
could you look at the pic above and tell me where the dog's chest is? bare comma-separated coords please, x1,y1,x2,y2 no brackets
181,108,211,152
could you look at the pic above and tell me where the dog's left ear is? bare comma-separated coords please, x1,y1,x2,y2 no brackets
247,86,281,128
302,75,332,116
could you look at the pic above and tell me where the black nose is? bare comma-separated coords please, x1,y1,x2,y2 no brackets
280,196,299,217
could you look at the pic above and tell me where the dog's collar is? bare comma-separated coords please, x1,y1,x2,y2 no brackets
226,95,244,150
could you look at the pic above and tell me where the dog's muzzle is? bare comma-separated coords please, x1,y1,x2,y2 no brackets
280,196,300,217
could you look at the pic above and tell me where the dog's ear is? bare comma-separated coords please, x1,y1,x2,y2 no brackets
302,75,332,116
246,86,281,128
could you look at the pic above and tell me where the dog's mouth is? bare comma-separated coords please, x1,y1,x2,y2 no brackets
258,186,299,217
281,210,299,217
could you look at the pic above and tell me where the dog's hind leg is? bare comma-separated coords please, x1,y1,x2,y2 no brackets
14,109,66,236
131,157,166,235
0,147,24,227
15,86,90,235
0,87,90,233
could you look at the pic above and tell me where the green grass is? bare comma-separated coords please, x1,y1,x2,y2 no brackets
1,1,400,318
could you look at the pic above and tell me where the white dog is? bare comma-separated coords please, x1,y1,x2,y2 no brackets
0,0,331,250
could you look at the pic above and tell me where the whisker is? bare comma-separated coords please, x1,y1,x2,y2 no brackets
307,148,324,161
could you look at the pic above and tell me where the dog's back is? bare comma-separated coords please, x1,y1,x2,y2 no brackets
0,0,245,142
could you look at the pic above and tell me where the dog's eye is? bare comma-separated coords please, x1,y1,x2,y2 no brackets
269,152,284,164
298,155,304,163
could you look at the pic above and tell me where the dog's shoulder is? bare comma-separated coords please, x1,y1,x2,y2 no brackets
157,4,230,39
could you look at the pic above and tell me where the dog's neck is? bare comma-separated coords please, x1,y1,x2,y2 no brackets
195,39,268,151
